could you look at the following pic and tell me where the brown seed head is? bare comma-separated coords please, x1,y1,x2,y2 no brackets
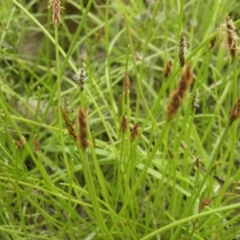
48,0,63,27
226,16,238,59
60,106,77,140
124,72,131,94
15,136,26,149
130,122,140,141
200,198,211,211
179,32,185,67
120,115,128,133
78,106,89,149
163,60,173,78
229,98,240,125
167,62,193,119
96,27,105,42
194,156,200,168
210,25,222,48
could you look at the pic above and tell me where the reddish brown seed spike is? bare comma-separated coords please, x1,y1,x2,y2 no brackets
120,115,128,133
15,137,26,149
229,98,240,125
210,25,222,48
163,60,173,78
130,122,140,141
167,62,193,120
96,27,105,42
60,106,77,140
124,72,131,94
179,32,185,67
78,106,89,149
48,0,63,27
226,16,238,59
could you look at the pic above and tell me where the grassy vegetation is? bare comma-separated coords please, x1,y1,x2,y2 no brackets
1,0,240,239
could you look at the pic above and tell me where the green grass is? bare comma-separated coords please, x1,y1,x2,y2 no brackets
1,0,240,239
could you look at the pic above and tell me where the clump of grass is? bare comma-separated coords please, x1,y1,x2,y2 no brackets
1,1,240,239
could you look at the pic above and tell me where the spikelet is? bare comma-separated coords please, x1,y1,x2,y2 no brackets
120,115,128,133
78,106,89,149
210,25,222,48
178,32,185,67
229,97,240,125
124,72,131,94
226,16,238,59
48,0,63,27
163,60,173,78
60,106,77,140
73,68,89,91
167,62,193,119
130,123,140,141
15,136,26,149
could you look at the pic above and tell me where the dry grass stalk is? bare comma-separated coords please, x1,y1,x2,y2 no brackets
163,60,173,78
78,106,89,149
48,0,63,27
229,97,240,125
124,72,131,94
167,62,193,119
179,32,185,67
120,115,128,133
130,122,140,141
226,16,238,59
60,106,77,140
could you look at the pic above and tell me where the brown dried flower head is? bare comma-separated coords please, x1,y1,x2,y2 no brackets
97,27,105,42
179,32,186,67
48,0,63,27
124,72,131,94
120,115,128,133
200,198,211,211
15,136,26,149
229,97,240,125
194,156,200,168
163,60,173,78
226,16,238,59
167,62,193,119
78,106,89,149
60,106,77,140
210,25,223,48
130,122,140,141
